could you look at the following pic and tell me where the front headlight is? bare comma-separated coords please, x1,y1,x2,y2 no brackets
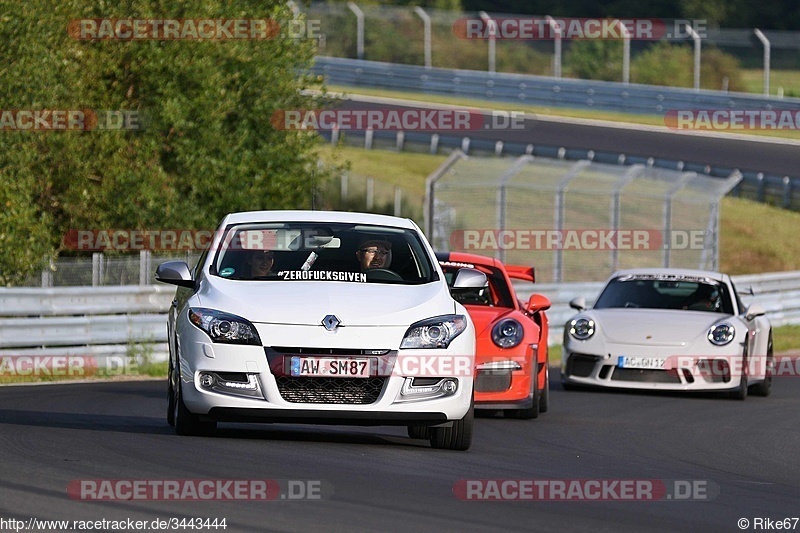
188,308,262,346
708,323,735,346
400,315,467,349
492,319,524,348
569,317,595,340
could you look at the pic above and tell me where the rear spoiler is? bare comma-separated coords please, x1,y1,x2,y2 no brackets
504,265,535,283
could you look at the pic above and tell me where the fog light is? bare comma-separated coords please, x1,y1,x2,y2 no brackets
199,373,215,388
442,379,457,395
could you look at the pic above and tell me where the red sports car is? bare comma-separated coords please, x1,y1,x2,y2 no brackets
437,252,551,419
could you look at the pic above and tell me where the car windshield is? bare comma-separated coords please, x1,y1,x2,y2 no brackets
593,275,734,314
439,263,515,308
210,221,436,284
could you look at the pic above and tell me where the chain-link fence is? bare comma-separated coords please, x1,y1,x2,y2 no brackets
18,252,203,288
305,2,800,92
426,151,741,282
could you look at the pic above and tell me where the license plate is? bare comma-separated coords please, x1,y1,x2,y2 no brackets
617,356,666,370
290,357,370,378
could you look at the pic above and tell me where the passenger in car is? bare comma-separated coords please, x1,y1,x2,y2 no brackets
246,250,275,278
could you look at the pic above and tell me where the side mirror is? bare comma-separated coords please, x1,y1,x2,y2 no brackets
526,293,551,313
569,296,587,312
745,303,766,321
453,268,487,289
156,261,195,288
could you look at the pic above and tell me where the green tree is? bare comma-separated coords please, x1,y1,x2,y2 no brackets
0,0,332,284
565,39,623,82
631,42,743,90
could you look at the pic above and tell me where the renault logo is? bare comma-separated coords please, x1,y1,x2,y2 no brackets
322,315,341,331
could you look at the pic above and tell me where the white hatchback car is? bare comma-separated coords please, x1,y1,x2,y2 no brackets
562,268,772,399
156,210,483,450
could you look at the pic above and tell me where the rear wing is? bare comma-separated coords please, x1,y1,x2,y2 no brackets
504,265,535,283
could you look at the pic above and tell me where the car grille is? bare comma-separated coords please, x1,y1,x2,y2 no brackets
611,368,682,384
275,376,386,404
475,370,512,392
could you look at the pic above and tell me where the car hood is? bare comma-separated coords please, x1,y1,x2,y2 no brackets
464,306,517,337
196,276,456,326
584,308,732,347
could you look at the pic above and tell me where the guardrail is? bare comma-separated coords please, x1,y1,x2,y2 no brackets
1,272,798,359
0,285,174,366
312,56,800,115
516,271,800,345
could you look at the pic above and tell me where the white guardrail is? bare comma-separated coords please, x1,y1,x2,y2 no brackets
0,271,798,362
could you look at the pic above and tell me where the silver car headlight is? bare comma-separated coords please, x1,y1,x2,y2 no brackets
492,319,524,348
569,317,595,340
400,315,467,349
708,322,735,346
188,308,262,346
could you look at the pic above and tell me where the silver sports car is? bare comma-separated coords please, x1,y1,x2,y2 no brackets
561,268,772,399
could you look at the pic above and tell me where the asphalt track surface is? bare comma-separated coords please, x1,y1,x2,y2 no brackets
1,372,798,533
335,98,800,178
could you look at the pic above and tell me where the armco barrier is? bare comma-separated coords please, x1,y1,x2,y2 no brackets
0,285,174,366
0,272,797,362
312,56,800,115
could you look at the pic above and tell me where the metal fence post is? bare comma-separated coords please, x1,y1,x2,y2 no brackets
754,29,771,96
347,2,364,60
495,155,534,263
479,11,496,74
413,6,432,69
92,252,102,286
546,16,562,78
618,20,631,84
610,165,643,270
685,23,702,90
424,150,467,237
139,250,151,285
394,186,402,217
662,172,696,267
553,160,590,282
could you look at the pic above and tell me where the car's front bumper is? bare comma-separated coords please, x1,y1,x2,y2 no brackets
175,321,474,424
560,348,748,392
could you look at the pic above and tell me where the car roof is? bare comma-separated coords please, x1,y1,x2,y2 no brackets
610,268,727,283
220,210,417,228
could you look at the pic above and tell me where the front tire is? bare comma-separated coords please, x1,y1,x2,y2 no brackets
430,403,473,450
505,362,540,419
172,365,217,436
539,363,550,413
166,359,176,427
729,348,748,401
749,334,773,397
